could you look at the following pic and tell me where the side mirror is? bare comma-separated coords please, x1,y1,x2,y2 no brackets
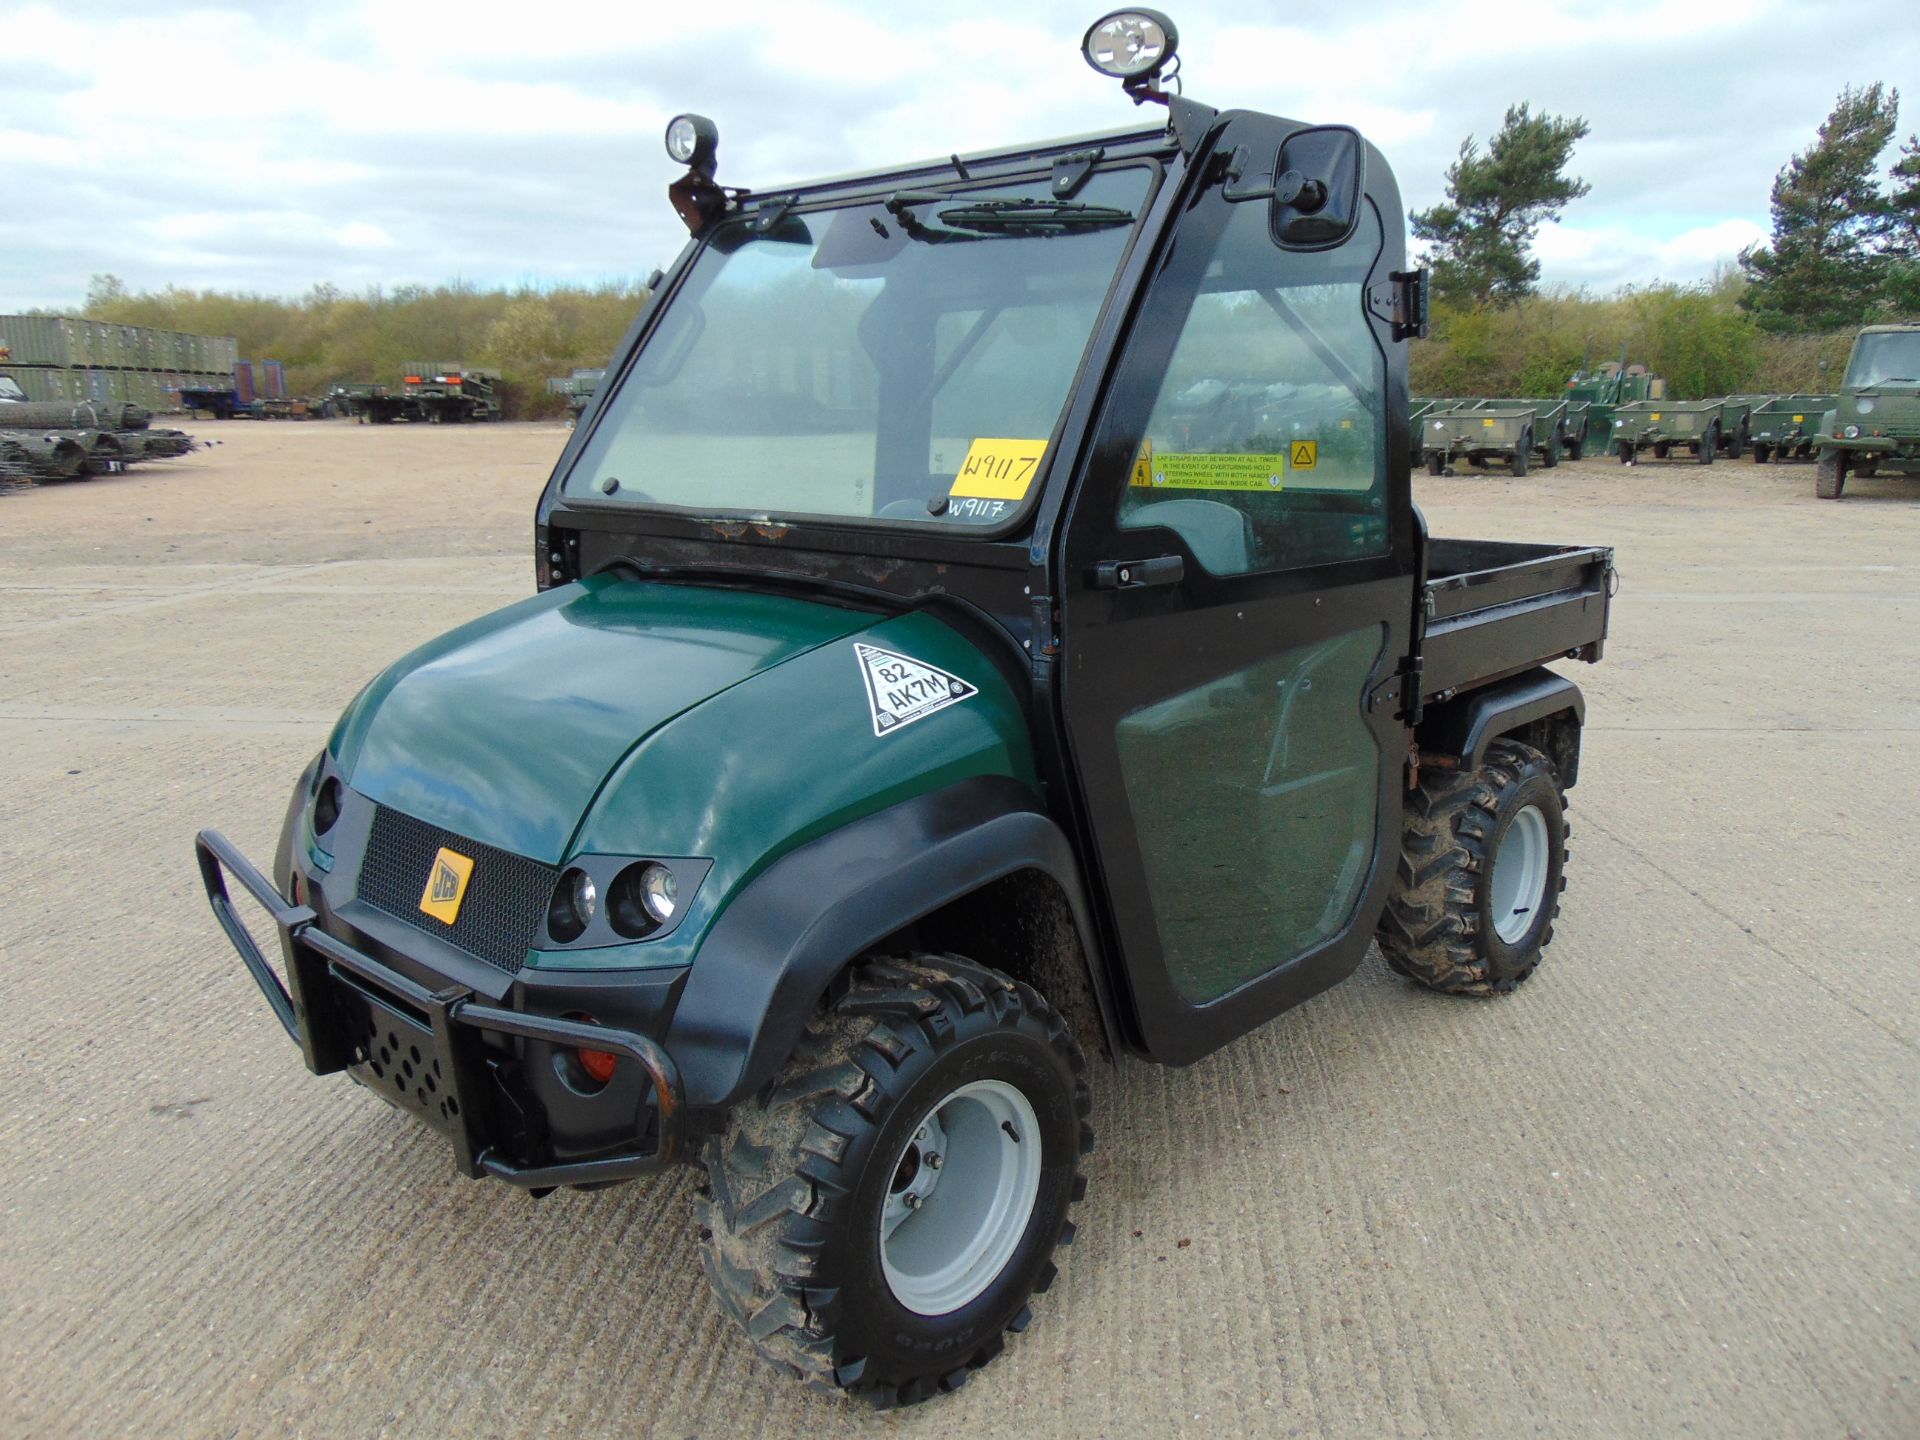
1270,127,1363,250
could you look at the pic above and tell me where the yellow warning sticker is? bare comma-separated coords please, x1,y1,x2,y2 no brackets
1130,437,1156,489
419,847,475,926
1134,452,1288,492
1482,417,1496,428
1290,440,1318,471
950,437,1047,501
1792,414,1804,423
1650,412,1662,422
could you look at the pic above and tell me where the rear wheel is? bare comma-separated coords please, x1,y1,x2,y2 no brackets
698,953,1091,1408
1816,449,1846,499
1378,739,1568,995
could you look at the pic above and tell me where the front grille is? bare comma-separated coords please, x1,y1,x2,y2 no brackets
358,806,557,973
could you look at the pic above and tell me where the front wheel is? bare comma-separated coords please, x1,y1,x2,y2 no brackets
1815,449,1846,499
1378,739,1568,995
1751,442,1771,465
698,954,1091,1408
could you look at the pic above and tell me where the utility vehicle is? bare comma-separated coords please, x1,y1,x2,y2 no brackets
1816,323,1920,498
196,9,1613,1408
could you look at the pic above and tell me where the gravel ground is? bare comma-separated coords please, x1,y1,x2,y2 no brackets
1,423,1915,1438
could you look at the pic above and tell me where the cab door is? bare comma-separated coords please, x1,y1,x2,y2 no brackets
1055,115,1418,1065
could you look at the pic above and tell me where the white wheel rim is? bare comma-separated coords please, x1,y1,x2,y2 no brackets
879,1079,1042,1316
1489,803,1550,945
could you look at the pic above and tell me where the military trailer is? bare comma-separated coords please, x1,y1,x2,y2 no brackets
195,10,1614,1409
325,382,387,420
1710,396,1758,458
1815,324,1920,498
1420,400,1548,474
1614,398,1721,464
402,364,502,423
1486,396,1585,463
1747,393,1830,463
548,367,607,425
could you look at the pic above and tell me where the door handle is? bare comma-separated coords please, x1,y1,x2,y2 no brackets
1091,555,1185,590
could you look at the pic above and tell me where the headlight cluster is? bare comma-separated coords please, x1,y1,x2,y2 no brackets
545,858,703,946
1843,424,1862,439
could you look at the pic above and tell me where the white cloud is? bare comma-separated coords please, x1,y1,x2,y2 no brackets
0,0,1914,308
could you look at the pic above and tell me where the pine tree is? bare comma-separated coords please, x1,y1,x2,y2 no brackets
1739,84,1900,333
1412,103,1591,307
1885,134,1920,315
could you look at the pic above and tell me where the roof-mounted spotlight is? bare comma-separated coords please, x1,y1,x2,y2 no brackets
1081,9,1179,101
664,113,718,176
664,112,726,234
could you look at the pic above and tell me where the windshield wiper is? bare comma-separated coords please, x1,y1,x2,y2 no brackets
936,198,1135,234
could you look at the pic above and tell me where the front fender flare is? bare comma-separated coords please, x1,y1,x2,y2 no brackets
665,775,1110,1110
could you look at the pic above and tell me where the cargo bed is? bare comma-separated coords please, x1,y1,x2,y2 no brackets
1419,537,1613,699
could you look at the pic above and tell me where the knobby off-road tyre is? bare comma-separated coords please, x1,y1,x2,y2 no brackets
697,953,1092,1408
1751,442,1771,464
1377,739,1568,996
1652,440,1670,460
1511,430,1531,477
1698,424,1717,465
1816,449,1846,499
1542,434,1561,469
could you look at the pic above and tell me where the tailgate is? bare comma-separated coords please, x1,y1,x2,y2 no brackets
1421,538,1613,698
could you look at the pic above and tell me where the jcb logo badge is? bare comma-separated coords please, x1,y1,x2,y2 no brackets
418,847,475,925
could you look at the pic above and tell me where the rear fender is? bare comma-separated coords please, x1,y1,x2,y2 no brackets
665,775,1114,1109
1418,668,1584,788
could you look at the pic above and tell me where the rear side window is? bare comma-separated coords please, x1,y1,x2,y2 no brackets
1116,202,1388,575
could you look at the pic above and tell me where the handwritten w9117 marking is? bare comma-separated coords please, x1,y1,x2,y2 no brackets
853,642,979,736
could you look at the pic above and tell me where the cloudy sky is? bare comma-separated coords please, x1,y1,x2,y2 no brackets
2,0,1915,311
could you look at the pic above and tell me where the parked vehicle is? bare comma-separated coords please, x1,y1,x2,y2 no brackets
1748,393,1831,463
1614,399,1722,464
1815,324,1920,498
195,9,1613,1409
1420,400,1551,474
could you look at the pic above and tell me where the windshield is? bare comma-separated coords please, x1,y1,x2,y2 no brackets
1845,331,1920,387
565,167,1154,527
0,376,24,403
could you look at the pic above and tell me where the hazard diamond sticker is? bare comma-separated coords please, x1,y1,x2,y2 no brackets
854,643,978,737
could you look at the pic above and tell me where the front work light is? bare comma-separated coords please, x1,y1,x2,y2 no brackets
664,113,719,175
1082,9,1178,81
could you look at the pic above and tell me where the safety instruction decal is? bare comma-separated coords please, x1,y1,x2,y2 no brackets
1130,449,1288,491
854,643,978,737
950,437,1048,501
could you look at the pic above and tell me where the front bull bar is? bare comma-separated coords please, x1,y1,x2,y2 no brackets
193,828,686,1187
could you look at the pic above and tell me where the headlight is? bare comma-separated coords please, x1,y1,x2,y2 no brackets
1843,424,1861,439
312,776,342,836
1856,397,1875,415
609,861,682,938
548,867,597,943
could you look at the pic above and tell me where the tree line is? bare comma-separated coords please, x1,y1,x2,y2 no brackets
1411,83,1916,397
70,85,1917,411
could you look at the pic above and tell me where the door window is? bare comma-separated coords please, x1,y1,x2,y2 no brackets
1117,202,1388,575
1114,625,1385,1004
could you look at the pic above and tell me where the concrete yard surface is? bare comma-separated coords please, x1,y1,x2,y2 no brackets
1,423,1915,1437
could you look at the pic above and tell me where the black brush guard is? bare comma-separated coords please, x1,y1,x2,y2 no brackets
195,829,684,1187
